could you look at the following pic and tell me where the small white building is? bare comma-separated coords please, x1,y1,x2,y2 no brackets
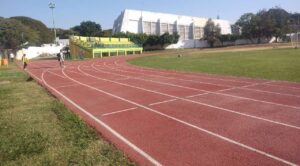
113,9,232,48
15,38,69,60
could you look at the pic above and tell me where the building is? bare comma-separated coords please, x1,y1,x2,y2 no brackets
113,9,232,48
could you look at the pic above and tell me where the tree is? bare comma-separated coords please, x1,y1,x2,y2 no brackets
235,12,271,43
203,18,221,47
112,32,179,49
102,29,112,37
72,21,102,37
290,13,300,33
268,7,291,41
236,13,257,42
219,34,239,46
56,28,77,39
11,16,54,44
158,33,179,47
0,18,39,51
255,10,275,43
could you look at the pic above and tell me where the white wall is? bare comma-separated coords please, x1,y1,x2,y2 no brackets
166,40,209,49
16,45,64,60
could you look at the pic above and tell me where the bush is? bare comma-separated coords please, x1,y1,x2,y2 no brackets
113,32,179,50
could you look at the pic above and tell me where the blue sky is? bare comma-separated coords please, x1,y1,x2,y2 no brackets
0,0,299,29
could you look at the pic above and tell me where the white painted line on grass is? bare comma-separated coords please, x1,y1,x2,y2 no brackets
67,65,297,166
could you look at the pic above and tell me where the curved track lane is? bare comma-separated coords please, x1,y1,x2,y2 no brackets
22,56,300,166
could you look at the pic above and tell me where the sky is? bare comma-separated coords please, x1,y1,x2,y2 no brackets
0,0,299,30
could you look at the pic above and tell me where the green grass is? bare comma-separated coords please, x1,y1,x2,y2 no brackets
129,48,300,82
0,64,134,166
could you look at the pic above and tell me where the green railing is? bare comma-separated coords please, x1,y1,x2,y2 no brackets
92,43,142,48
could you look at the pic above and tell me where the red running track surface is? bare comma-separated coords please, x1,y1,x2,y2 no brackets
20,56,300,166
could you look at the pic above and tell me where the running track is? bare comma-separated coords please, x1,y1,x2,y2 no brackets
21,55,300,166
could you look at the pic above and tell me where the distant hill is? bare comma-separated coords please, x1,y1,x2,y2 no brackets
11,16,54,44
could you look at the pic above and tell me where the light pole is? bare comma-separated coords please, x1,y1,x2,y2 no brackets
49,2,56,44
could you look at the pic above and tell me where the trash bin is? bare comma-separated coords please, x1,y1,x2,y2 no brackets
1,58,8,66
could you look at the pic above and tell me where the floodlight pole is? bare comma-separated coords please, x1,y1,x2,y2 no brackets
49,2,56,44
297,16,300,48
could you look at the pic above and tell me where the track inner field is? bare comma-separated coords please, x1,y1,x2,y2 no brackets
23,57,300,166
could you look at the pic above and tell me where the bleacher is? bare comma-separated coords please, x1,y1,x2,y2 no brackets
69,36,143,59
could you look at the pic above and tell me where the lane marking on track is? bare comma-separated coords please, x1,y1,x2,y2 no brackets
48,70,67,79
102,107,139,117
65,65,297,166
241,87,300,98
114,77,131,81
102,99,179,117
104,62,234,88
148,99,178,106
42,68,162,166
93,64,300,110
79,65,300,130
55,83,80,89
264,83,300,91
113,61,300,98
65,69,86,76
113,60,256,84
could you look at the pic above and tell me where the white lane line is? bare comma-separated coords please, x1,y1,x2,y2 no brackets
102,99,178,117
48,70,66,79
56,83,80,89
66,65,297,166
113,61,300,98
218,80,300,98
264,83,300,91
242,87,300,98
55,81,99,89
80,65,300,130
105,63,233,88
93,64,300,110
102,107,138,117
149,99,178,106
66,69,86,76
26,69,43,82
43,68,162,166
185,81,271,98
185,93,210,98
113,60,255,84
114,77,131,81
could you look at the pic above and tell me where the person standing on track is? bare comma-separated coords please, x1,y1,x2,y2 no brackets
57,50,65,68
22,54,29,70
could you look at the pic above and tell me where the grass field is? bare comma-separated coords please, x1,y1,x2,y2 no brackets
129,48,300,82
0,64,134,165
